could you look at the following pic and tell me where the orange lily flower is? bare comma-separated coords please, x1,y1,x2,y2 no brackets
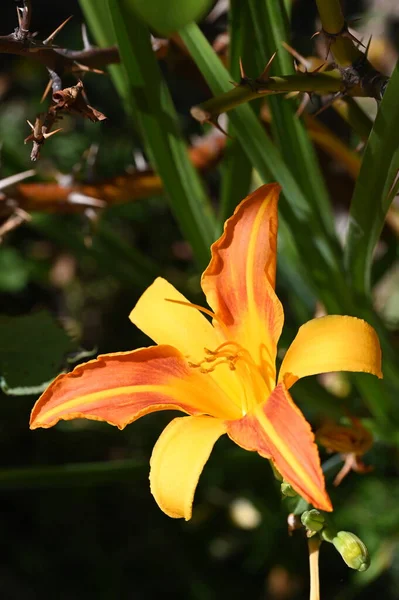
30,184,382,519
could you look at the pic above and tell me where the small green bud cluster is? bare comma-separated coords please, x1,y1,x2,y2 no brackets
300,510,369,571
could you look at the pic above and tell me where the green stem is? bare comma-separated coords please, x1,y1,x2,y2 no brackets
191,72,344,122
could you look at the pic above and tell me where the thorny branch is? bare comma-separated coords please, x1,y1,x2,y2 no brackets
1,1,119,160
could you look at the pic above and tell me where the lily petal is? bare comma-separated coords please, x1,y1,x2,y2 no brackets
30,345,241,430
226,382,332,511
150,415,226,519
201,184,284,377
278,315,383,389
130,277,220,363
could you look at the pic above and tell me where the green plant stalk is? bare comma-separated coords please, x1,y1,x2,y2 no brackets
0,459,145,489
344,61,399,297
246,0,335,240
219,0,254,224
314,0,363,66
315,0,344,31
192,72,344,122
81,0,216,269
332,97,372,140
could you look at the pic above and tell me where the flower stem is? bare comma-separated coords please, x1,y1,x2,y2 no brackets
308,537,321,600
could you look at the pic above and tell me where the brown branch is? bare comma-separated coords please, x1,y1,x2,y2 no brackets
4,130,226,213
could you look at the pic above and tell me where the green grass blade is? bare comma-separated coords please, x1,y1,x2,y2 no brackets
219,0,253,223
247,0,335,235
80,0,216,269
0,459,145,489
344,60,399,297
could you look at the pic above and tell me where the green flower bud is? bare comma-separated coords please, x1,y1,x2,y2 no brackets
301,509,325,533
332,531,370,572
281,482,297,497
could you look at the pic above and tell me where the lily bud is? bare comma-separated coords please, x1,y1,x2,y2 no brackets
301,509,325,533
281,482,297,497
332,531,370,571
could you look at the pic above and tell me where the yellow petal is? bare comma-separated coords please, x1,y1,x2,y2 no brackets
130,277,220,363
150,415,226,520
130,277,243,408
201,184,284,380
279,315,383,388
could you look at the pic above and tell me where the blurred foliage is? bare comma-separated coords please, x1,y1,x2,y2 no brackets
0,0,399,599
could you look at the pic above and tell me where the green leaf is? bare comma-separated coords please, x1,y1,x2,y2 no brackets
80,0,216,269
219,0,253,224
344,60,399,297
0,311,75,390
0,247,28,292
246,0,335,236
125,0,213,35
0,459,145,489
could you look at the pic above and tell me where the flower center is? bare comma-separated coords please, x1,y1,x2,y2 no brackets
189,341,270,415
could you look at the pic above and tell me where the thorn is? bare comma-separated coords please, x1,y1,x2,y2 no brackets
295,93,311,117
0,169,36,191
40,79,53,103
0,211,30,240
71,61,104,75
343,29,365,48
67,192,106,209
26,119,34,131
313,92,343,117
310,62,327,74
16,6,23,29
239,57,246,80
210,117,232,139
42,128,63,139
281,41,312,71
256,51,277,82
81,23,92,50
364,35,372,59
43,15,73,45
311,30,321,40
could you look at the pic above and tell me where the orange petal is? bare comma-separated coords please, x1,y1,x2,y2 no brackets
150,415,226,519
201,184,284,376
226,383,332,511
278,315,383,389
30,345,241,430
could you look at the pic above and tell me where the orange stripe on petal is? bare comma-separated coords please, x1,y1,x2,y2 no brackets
201,184,284,376
150,415,226,519
278,315,383,389
226,383,332,512
30,346,241,430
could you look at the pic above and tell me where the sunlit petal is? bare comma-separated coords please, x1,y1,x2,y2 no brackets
30,345,241,430
150,415,226,519
130,277,242,405
201,184,284,381
130,277,221,363
278,315,383,388
226,383,332,512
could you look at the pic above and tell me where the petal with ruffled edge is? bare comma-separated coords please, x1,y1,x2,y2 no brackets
30,345,241,430
226,382,332,511
278,315,383,389
150,415,226,519
201,184,284,383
